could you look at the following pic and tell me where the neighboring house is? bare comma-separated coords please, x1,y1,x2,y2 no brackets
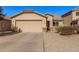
11,10,47,32
62,8,79,26
0,16,11,32
45,13,63,31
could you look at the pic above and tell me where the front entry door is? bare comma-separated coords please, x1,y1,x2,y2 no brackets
47,21,50,31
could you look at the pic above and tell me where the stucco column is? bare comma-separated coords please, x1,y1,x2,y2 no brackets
50,19,53,32
42,19,47,32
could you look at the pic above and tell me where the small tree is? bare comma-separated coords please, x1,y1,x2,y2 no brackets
0,6,5,20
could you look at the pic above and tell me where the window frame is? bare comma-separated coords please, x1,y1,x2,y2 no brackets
53,21,59,26
76,12,79,16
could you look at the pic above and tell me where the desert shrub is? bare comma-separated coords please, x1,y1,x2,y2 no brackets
54,26,60,33
11,27,18,32
58,26,74,35
54,26,64,33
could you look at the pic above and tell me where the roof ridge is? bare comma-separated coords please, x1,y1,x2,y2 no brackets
11,10,47,18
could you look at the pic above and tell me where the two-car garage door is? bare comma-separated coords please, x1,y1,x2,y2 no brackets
16,20,42,32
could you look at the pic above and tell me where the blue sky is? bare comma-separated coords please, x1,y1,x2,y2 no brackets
2,6,79,16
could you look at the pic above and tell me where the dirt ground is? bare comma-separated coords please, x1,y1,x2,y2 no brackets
0,32,79,52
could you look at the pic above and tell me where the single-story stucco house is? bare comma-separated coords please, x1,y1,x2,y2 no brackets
0,16,11,32
11,10,47,32
62,8,79,26
10,10,63,32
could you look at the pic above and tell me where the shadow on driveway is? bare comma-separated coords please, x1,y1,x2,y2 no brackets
0,31,20,36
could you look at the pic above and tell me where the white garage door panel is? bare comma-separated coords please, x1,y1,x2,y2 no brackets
16,21,42,32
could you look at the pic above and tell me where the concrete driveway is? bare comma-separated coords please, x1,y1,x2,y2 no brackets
0,33,43,52
0,32,79,52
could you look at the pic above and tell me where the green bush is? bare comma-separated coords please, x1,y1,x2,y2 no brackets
57,26,74,35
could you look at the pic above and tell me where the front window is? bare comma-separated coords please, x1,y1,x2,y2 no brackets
76,12,79,16
53,21,59,26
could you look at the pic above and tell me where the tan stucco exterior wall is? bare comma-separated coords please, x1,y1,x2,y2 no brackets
72,10,79,20
59,21,64,26
11,13,47,32
63,14,72,26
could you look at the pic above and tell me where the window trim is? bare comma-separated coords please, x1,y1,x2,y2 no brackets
53,21,59,26
76,12,79,16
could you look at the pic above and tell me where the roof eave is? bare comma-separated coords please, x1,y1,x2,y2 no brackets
10,10,47,19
